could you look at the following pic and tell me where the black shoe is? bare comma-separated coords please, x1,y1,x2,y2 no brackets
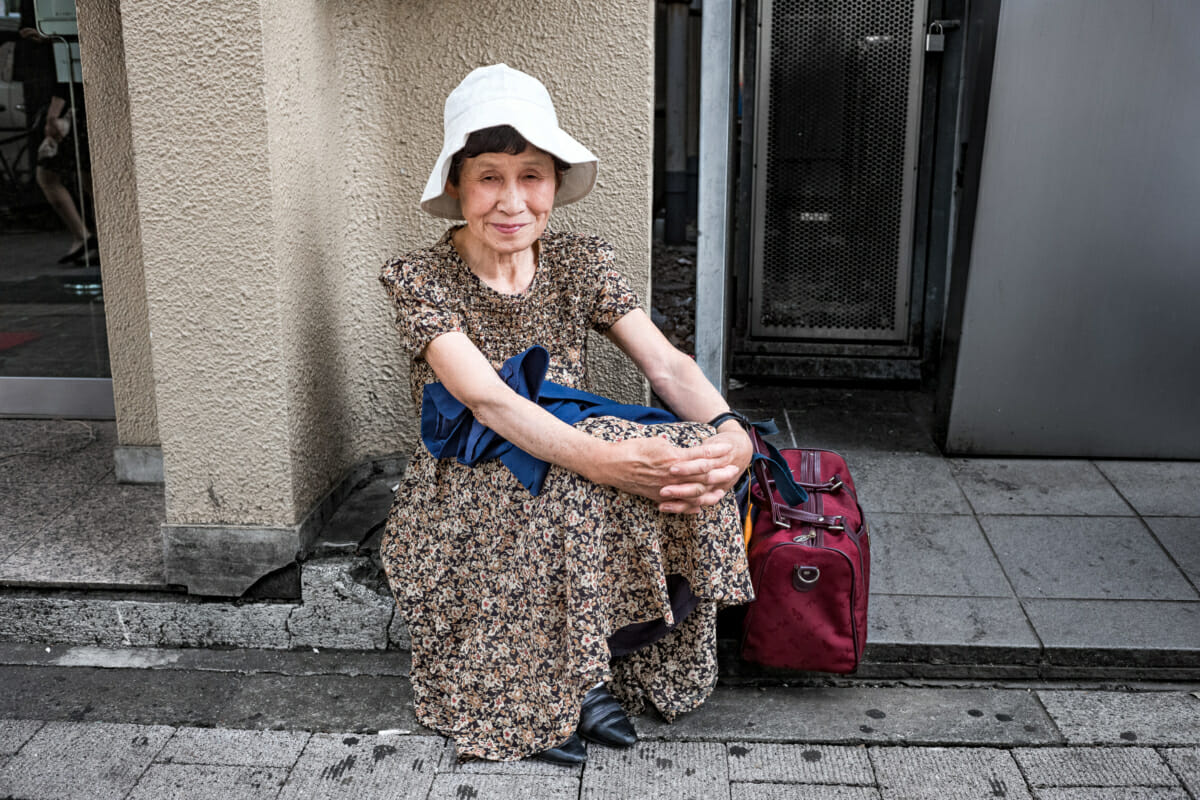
57,241,86,264
577,685,637,748
534,732,587,765
58,234,97,265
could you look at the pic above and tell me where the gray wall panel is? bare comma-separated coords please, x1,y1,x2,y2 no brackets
946,0,1200,457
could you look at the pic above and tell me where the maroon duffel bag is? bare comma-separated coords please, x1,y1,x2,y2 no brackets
740,430,871,674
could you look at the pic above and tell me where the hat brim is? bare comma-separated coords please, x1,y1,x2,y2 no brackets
420,117,598,220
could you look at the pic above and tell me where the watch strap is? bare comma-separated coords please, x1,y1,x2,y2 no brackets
707,410,751,430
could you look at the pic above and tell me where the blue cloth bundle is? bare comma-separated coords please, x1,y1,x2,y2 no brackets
420,345,677,495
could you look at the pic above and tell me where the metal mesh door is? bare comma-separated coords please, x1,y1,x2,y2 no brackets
751,0,926,340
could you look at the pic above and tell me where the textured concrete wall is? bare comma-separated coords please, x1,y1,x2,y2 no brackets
119,0,292,525
74,0,158,446
259,0,354,519
107,0,653,529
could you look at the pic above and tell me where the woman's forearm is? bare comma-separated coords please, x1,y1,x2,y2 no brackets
422,329,744,509
422,332,612,482
471,386,615,483
647,347,734,424
603,310,738,425
602,311,754,475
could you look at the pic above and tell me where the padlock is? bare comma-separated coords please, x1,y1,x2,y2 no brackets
925,22,945,52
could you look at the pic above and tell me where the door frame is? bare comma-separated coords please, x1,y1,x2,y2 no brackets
0,377,115,418
731,0,969,383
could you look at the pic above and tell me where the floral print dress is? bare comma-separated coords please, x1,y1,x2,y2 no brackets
378,227,753,761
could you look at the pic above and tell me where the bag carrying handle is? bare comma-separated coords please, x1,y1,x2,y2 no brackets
747,423,849,531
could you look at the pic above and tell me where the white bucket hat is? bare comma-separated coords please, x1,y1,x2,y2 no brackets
420,64,599,220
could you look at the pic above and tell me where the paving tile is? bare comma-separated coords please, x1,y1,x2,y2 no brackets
733,785,883,800
868,513,1013,596
1145,518,1200,587
1095,462,1200,516
277,733,441,799
634,687,1059,746
0,419,115,488
777,388,916,416
0,718,43,755
580,741,727,799
729,380,804,411
726,742,873,784
950,459,1133,515
0,483,90,560
851,455,972,514
1013,747,1176,786
0,664,419,733
0,419,59,451
436,739,581,776
1161,748,1200,795
155,726,310,766
126,763,288,800
1033,789,1189,800
0,418,110,453
785,406,939,456
3,720,174,800
868,595,1040,652
1037,691,1200,746
981,516,1196,600
903,391,936,424
1022,600,1200,660
427,773,580,800
870,746,1032,800
222,676,423,733
0,483,167,588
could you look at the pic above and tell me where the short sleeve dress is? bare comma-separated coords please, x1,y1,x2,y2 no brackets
378,227,754,761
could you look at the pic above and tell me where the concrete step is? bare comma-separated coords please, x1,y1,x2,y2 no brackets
1,643,1197,749
1,554,1197,683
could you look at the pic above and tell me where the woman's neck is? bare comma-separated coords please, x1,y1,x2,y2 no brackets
451,227,538,295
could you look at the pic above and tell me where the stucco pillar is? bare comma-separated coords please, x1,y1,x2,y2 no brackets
73,0,161,489
116,1,312,595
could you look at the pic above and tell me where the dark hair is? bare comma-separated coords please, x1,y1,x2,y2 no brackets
446,125,571,187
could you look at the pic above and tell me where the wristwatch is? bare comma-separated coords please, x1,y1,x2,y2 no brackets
707,410,751,430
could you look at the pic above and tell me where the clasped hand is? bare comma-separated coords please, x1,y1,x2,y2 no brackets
598,429,753,515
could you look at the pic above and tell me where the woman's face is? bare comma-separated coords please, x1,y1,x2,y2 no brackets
446,147,558,258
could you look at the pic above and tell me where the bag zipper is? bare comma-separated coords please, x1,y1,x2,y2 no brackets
801,451,823,547
805,450,861,661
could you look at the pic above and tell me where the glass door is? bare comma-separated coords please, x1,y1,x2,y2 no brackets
0,0,113,417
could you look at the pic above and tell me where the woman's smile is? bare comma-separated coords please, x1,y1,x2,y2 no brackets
491,222,525,235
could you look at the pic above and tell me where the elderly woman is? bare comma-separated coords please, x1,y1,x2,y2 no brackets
379,64,754,764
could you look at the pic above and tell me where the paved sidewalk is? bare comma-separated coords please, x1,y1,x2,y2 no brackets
1,393,1200,798
5,721,1196,800
730,387,1200,678
1,652,1198,800
1,388,1198,676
